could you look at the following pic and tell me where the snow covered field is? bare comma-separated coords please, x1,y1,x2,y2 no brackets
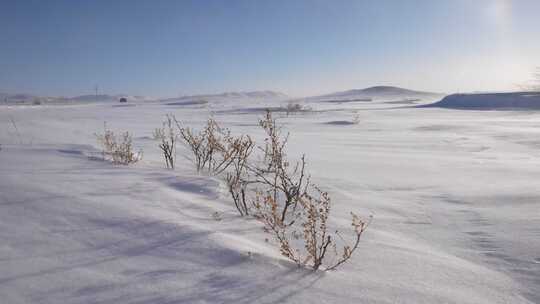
1,97,539,303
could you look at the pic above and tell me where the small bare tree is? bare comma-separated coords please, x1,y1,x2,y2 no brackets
154,115,178,169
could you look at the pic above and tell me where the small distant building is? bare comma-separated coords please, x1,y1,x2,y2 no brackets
119,97,127,103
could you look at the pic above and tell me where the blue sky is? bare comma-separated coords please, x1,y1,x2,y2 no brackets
1,0,539,97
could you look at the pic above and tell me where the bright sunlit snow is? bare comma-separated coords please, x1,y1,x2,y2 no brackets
1,92,539,303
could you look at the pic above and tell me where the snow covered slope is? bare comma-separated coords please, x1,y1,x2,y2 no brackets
0,99,538,303
424,92,540,110
157,91,289,111
306,86,443,103
160,90,287,103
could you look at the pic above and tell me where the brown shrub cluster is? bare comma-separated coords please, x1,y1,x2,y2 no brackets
168,110,370,271
253,188,369,270
174,117,239,173
96,124,141,165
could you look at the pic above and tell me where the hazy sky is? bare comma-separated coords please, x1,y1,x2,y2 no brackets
1,0,539,97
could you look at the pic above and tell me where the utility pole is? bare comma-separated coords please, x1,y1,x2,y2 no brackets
94,84,99,100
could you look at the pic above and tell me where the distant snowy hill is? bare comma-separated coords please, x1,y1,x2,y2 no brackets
0,90,286,106
0,93,39,103
158,91,289,109
68,94,117,102
307,86,443,103
423,92,540,110
69,94,151,102
325,86,439,98
163,90,287,102
1,93,152,105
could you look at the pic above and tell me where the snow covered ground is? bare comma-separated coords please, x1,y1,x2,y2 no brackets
1,97,539,303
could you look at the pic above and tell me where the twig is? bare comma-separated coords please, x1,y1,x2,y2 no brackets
9,116,23,144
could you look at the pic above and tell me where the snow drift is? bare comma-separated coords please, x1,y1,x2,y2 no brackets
1,96,539,303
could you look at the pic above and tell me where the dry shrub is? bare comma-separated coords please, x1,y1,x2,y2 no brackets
173,116,252,175
250,110,369,270
154,115,178,169
249,110,309,225
212,129,253,176
172,115,255,215
96,124,141,165
254,187,370,271
174,117,228,172
224,134,255,216
285,102,312,116
172,110,370,270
